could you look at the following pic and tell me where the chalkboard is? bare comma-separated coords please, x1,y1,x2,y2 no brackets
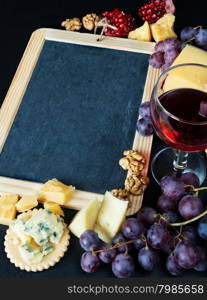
0,29,159,215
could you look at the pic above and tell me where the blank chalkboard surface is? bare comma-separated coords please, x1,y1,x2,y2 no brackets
0,29,160,215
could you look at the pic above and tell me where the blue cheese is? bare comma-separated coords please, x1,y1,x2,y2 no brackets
11,209,65,264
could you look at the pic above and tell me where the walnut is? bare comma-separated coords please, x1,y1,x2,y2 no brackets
119,150,146,175
61,18,82,31
82,13,100,31
125,175,149,195
111,189,129,200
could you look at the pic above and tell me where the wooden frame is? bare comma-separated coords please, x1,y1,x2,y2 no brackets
0,28,160,216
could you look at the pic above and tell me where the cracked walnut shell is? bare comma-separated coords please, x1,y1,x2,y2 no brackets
125,175,149,195
82,13,100,31
119,150,146,175
61,18,82,31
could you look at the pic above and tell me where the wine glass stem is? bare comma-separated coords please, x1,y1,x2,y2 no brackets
173,149,189,175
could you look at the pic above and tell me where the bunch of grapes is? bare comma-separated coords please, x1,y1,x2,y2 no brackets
180,26,207,51
149,38,182,71
79,172,207,277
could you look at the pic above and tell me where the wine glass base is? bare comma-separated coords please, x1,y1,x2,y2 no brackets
151,147,206,185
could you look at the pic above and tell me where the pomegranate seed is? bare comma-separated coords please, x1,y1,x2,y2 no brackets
138,0,166,24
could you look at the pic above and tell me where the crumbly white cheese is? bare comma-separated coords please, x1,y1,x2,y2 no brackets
11,209,65,264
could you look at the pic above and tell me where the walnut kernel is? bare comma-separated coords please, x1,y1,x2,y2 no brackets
125,175,149,195
61,18,82,31
119,150,146,175
82,13,100,31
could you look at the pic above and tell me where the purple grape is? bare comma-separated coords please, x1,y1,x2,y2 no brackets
112,254,135,278
133,238,146,251
161,235,174,255
195,28,207,48
154,40,165,52
199,101,207,118
182,226,200,244
137,207,158,228
157,194,177,212
166,254,184,276
161,211,181,225
194,246,207,272
98,243,116,263
178,195,204,220
112,233,131,253
164,48,180,65
180,172,200,188
139,101,151,118
136,117,154,136
174,240,200,269
79,230,100,251
138,247,158,271
80,251,100,273
160,176,185,201
180,26,198,42
147,223,170,249
197,217,207,241
162,38,182,52
149,51,165,68
122,218,145,240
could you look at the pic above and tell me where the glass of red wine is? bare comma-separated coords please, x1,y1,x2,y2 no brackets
150,63,207,184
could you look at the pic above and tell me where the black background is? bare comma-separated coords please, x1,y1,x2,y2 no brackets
0,0,207,278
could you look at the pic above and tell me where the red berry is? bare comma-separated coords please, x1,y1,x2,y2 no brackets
138,0,166,24
102,8,136,37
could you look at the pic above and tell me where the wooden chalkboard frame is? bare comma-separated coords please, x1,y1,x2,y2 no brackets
0,28,160,216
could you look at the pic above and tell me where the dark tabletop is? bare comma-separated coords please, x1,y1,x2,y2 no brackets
0,0,207,278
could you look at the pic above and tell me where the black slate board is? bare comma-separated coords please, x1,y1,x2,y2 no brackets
0,40,149,194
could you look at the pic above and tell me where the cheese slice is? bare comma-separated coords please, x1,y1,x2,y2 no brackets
69,198,99,238
95,191,128,242
163,45,207,93
0,194,19,205
0,204,16,225
94,223,111,243
39,179,75,205
44,201,64,216
16,195,38,212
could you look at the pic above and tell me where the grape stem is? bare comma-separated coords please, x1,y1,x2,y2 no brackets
170,209,207,227
93,240,135,254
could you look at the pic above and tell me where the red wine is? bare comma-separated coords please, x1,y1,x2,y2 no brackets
150,88,207,151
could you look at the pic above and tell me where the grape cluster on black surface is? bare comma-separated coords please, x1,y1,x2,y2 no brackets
181,26,207,50
79,172,207,277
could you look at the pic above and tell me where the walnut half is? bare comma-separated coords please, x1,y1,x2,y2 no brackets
82,13,100,31
125,175,149,196
111,189,129,200
119,150,146,175
61,18,82,31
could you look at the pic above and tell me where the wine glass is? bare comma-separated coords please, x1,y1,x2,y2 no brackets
150,63,207,185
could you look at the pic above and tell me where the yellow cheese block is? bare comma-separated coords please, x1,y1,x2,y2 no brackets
0,194,19,205
69,198,99,238
163,45,207,93
95,191,128,242
150,14,177,42
44,202,64,216
0,204,16,225
16,195,38,212
128,21,152,42
39,179,75,205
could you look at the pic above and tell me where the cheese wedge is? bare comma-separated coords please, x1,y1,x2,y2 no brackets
0,204,16,225
39,179,75,205
69,198,99,238
94,223,111,243
0,194,19,205
44,201,64,216
150,14,177,42
163,45,207,93
95,192,128,242
16,195,38,212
